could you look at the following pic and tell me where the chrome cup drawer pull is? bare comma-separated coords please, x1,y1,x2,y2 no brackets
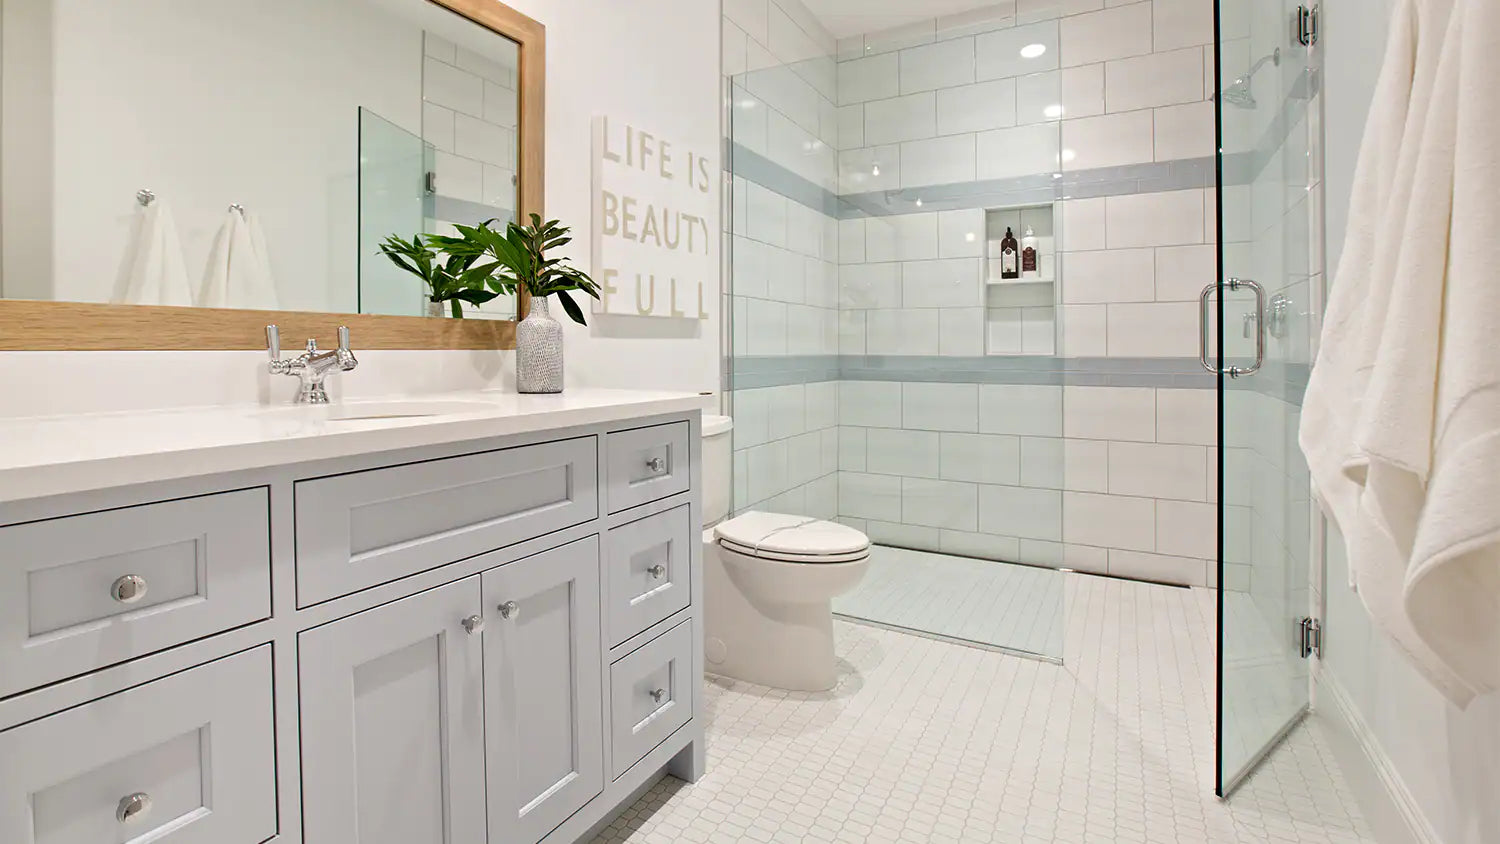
647,564,667,579
117,792,152,824
649,688,666,704
461,614,484,635
110,575,149,604
646,456,666,474
498,601,519,620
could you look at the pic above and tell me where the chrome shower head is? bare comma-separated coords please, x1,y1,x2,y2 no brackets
1220,47,1281,109
1222,78,1257,109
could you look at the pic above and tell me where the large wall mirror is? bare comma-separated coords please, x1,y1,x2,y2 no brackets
0,0,542,349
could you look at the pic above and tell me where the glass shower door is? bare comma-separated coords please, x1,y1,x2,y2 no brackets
357,108,429,317
1213,0,1317,797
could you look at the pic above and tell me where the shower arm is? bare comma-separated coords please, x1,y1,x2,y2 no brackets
1232,48,1281,89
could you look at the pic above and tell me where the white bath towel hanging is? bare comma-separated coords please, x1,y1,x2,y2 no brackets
245,210,278,297
1301,0,1500,707
110,198,194,306
198,207,279,310
1392,0,1500,706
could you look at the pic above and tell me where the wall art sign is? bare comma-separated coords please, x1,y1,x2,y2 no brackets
591,115,713,319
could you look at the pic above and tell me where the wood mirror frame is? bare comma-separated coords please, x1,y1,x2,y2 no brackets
0,0,541,352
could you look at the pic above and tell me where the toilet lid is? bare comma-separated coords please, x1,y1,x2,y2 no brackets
715,512,871,563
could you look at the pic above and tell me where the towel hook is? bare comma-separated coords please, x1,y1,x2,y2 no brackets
228,203,246,217
136,189,156,207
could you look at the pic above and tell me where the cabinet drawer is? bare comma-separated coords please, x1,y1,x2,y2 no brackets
605,422,690,514
0,646,276,844
0,488,271,698
606,505,692,646
609,619,693,779
295,437,598,606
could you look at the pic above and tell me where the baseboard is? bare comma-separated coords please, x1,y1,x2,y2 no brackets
1319,671,1445,844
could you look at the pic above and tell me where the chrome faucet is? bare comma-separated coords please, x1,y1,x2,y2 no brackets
266,325,358,404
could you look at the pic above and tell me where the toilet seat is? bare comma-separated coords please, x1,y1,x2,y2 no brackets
714,511,871,564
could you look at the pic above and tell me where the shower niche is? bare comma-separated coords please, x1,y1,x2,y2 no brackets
985,203,1059,356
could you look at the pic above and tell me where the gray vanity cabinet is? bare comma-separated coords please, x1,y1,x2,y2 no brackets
0,408,703,844
297,577,489,844
483,537,605,843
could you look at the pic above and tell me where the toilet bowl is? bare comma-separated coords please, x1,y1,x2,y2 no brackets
700,416,871,692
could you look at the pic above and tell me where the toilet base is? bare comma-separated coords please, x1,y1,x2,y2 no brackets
703,535,867,693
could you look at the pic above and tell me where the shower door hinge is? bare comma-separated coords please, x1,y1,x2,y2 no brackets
1296,5,1320,47
1299,617,1323,659
424,171,437,195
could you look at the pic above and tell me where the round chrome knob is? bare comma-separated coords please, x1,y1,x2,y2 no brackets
461,614,484,635
647,565,667,579
116,792,152,824
110,575,148,604
649,688,666,704
498,601,519,620
646,456,666,473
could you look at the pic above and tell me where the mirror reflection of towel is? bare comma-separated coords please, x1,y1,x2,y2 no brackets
111,200,194,306
198,209,279,309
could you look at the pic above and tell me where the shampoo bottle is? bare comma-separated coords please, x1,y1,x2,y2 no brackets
1000,227,1019,280
1021,226,1038,278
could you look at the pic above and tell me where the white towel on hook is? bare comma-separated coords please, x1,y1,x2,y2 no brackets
245,210,278,297
1391,0,1500,707
110,199,194,306
1302,0,1500,707
1298,0,1461,698
198,208,279,310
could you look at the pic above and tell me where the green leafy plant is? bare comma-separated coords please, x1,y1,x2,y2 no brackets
379,215,601,324
377,232,506,319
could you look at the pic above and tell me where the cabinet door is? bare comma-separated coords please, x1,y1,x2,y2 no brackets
299,578,486,844
483,537,605,843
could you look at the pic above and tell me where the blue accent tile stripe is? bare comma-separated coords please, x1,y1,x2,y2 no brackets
729,355,1218,391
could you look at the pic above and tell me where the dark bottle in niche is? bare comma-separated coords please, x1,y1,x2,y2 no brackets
1021,226,1038,276
1000,227,1020,280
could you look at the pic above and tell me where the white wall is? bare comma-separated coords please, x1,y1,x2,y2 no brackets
0,0,722,415
507,0,722,396
1319,2,1500,842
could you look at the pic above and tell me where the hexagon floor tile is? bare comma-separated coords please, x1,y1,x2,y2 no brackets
590,573,1374,844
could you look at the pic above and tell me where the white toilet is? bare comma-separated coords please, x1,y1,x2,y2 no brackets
701,415,871,692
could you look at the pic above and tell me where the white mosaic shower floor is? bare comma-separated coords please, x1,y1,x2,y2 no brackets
590,574,1372,844
832,545,1065,659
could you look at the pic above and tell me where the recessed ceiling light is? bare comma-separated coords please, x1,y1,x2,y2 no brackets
1060,149,1077,163
1020,43,1047,59
965,232,977,242
1044,104,1065,119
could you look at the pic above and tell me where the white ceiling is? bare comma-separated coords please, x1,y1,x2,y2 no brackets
799,0,1009,39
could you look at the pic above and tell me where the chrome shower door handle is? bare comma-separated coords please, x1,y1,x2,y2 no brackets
1230,277,1266,378
1198,278,1266,378
1198,283,1219,374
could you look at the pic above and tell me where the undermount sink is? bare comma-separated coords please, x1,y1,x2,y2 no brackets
323,400,494,421
257,399,496,422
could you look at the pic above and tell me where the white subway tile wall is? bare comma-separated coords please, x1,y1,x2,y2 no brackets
725,0,1223,584
838,381,1216,584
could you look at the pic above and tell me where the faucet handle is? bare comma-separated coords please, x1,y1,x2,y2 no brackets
266,325,281,361
338,326,351,352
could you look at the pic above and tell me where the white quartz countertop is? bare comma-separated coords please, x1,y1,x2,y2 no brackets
0,388,705,504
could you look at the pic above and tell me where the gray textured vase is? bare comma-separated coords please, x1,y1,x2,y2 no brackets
517,294,564,393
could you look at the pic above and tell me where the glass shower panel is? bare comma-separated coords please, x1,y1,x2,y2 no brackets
1215,0,1317,796
723,3,1068,661
357,108,427,316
